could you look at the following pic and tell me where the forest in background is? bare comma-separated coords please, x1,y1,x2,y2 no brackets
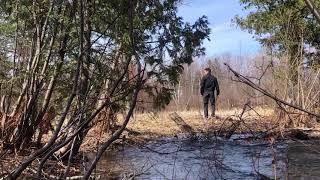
0,0,319,179
158,50,319,114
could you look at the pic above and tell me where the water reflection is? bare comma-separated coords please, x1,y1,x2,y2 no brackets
97,136,320,180
286,140,320,179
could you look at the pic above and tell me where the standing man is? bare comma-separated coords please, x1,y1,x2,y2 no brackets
200,67,220,119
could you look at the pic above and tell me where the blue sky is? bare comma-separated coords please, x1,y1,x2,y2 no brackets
178,0,261,57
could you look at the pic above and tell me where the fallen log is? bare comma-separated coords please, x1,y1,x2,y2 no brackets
169,112,195,137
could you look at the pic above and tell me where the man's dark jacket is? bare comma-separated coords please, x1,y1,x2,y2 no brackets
200,74,220,96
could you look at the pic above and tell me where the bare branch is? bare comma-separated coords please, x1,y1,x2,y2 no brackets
224,63,320,119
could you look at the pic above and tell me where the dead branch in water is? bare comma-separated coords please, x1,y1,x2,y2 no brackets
224,63,320,120
223,101,249,139
169,112,195,137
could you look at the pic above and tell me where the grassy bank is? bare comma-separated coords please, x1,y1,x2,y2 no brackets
81,106,276,151
129,107,274,136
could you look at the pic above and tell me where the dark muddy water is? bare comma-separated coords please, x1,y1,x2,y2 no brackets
97,134,320,180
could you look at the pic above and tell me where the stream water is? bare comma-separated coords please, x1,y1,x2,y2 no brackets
97,134,320,180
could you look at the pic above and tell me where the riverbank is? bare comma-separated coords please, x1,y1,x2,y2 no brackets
82,106,320,152
1,107,276,178
2,107,318,179
81,107,278,151
86,108,320,179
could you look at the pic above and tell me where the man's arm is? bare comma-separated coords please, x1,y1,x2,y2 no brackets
200,77,205,96
215,78,220,96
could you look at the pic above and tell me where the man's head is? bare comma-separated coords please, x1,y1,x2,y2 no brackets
204,67,211,75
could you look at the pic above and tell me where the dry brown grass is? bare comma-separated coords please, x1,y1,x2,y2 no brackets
126,106,275,138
